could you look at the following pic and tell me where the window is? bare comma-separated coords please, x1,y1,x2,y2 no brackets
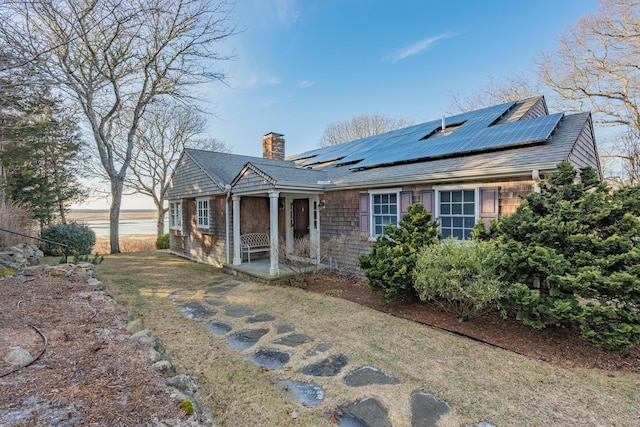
196,198,209,229
371,192,398,236
439,190,476,239
169,202,182,231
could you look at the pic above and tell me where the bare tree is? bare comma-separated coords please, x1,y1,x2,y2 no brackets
0,0,234,253
448,74,540,113
318,113,415,147
603,130,640,186
537,0,640,184
118,102,230,237
538,0,640,131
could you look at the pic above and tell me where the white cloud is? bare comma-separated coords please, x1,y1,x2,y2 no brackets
299,80,316,88
274,0,299,28
241,75,282,89
385,33,454,64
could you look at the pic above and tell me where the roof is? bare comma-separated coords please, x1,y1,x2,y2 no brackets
166,96,598,198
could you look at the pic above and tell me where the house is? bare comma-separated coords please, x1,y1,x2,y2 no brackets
163,96,600,276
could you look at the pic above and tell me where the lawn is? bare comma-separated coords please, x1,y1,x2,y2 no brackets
94,251,640,426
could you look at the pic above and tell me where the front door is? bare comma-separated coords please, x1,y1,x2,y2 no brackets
293,198,310,240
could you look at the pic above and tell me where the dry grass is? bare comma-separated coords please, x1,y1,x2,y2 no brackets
95,252,640,427
93,235,156,254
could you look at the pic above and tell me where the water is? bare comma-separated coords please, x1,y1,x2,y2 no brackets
83,218,160,236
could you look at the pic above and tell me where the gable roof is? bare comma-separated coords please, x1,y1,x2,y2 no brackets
164,95,599,199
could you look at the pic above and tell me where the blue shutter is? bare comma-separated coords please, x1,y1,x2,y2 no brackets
479,187,499,229
420,190,435,221
359,193,370,233
400,191,413,216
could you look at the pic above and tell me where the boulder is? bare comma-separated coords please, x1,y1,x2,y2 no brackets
4,347,33,365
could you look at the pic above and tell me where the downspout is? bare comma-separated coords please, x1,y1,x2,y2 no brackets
225,184,231,264
532,169,541,193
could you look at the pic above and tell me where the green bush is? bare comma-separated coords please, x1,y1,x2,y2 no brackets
155,233,170,250
41,222,96,256
497,162,640,350
358,203,439,303
414,238,505,321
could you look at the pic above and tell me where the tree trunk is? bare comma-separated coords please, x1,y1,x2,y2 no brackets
109,177,124,254
156,207,168,237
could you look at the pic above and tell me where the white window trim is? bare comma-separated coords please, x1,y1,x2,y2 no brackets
196,197,210,229
433,185,480,239
368,188,402,238
169,201,183,231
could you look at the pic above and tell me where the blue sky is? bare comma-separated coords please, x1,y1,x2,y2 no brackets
202,0,600,158
86,0,601,209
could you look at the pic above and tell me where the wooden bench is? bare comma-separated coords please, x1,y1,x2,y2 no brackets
240,233,270,263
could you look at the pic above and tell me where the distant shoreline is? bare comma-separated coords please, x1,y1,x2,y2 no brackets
68,209,161,222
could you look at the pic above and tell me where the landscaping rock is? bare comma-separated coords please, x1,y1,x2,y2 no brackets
4,347,33,365
306,342,332,356
300,355,348,377
275,324,294,334
151,360,176,376
246,348,291,370
333,397,392,427
343,366,400,387
411,391,451,427
277,380,324,406
246,313,275,323
226,328,269,350
272,333,313,347
131,329,154,347
204,320,233,335
223,304,255,318
166,374,198,394
179,300,217,320
126,318,144,334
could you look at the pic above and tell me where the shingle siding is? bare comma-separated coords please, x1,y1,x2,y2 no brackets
234,168,275,193
165,154,221,200
567,118,599,172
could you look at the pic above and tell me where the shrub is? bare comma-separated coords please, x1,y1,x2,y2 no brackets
155,233,170,249
358,203,440,303
414,238,505,321
41,222,96,256
497,162,640,350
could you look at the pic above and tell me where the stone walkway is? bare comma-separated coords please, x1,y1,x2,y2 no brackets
169,277,496,427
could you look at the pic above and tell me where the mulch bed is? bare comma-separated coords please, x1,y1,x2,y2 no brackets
289,273,640,372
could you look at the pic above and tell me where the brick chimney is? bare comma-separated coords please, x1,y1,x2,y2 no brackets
262,132,285,160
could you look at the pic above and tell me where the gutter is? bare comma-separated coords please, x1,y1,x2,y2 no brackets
225,184,231,264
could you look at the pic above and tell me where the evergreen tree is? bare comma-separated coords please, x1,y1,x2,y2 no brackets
498,162,640,350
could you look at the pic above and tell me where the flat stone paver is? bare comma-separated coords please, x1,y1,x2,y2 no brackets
300,354,348,377
246,313,275,323
246,348,291,370
178,300,217,320
344,366,400,387
224,305,255,318
204,297,227,306
204,320,233,335
206,282,240,294
411,391,451,427
275,324,294,334
277,380,324,406
272,333,313,347
334,397,391,427
306,342,331,356
226,328,269,350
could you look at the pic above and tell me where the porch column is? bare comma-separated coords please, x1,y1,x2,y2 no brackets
232,195,241,265
268,190,280,275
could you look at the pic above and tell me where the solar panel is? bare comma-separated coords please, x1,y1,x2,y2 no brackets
293,100,562,172
460,112,563,152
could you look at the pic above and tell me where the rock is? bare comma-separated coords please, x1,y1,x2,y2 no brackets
131,329,155,347
152,360,176,375
343,366,400,387
86,278,104,290
148,349,163,363
411,391,451,427
4,347,33,365
126,318,144,334
166,374,198,393
153,338,166,354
